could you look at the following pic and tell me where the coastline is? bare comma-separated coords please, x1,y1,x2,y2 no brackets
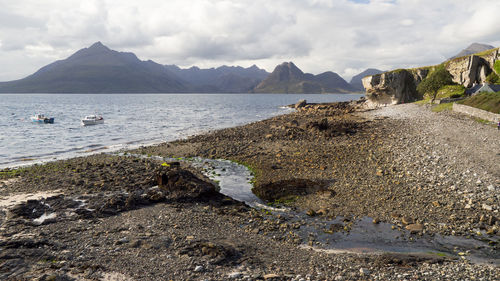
0,100,499,280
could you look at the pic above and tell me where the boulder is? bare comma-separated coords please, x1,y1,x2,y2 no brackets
295,99,307,109
157,167,218,201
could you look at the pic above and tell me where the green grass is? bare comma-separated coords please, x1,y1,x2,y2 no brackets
414,98,432,105
475,48,499,57
435,85,465,99
458,92,500,114
494,60,500,75
486,72,499,84
431,103,453,112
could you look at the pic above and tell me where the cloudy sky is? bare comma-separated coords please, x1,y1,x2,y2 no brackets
1,0,499,81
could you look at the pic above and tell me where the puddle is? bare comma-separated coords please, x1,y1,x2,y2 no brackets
289,215,499,265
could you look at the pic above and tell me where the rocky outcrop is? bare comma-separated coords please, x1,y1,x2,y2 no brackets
362,69,429,105
350,68,384,91
363,46,499,105
446,49,500,87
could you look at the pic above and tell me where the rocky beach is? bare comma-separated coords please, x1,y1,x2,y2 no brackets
0,101,499,280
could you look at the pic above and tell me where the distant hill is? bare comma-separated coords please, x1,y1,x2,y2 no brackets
449,43,495,59
164,64,269,93
0,42,188,93
349,68,384,91
253,62,356,93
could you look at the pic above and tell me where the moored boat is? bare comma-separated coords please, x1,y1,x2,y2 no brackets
81,114,104,126
31,114,54,124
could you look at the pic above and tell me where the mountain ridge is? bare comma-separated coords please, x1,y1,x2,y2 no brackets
349,68,384,91
0,42,187,93
253,62,357,94
449,43,495,60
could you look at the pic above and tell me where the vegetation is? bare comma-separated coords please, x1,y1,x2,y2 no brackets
475,48,499,57
414,98,432,105
417,64,455,100
0,167,27,179
485,72,500,84
458,92,500,114
435,85,466,99
494,60,500,75
431,103,453,112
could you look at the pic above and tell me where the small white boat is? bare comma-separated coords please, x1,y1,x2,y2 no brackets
31,114,54,124
81,114,104,126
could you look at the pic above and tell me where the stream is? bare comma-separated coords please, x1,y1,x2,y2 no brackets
120,153,499,265
189,157,500,265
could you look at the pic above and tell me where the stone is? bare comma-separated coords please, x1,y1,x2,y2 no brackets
157,167,218,201
405,223,424,233
482,204,493,211
487,185,495,191
194,265,204,272
228,272,243,279
295,99,307,109
306,209,317,217
401,217,413,225
359,268,371,275
264,273,280,280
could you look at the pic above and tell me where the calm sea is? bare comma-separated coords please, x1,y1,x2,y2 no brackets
0,93,363,168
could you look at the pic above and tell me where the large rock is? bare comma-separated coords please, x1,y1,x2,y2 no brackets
362,47,500,105
446,55,488,88
157,167,218,201
362,69,428,105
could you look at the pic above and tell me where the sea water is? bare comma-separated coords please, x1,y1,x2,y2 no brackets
0,93,363,168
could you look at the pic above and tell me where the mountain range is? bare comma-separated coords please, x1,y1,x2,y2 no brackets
0,42,368,94
164,64,269,93
253,62,359,94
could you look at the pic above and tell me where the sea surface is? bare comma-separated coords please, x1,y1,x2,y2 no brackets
0,93,363,169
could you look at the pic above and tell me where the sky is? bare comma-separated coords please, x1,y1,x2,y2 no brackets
1,0,499,82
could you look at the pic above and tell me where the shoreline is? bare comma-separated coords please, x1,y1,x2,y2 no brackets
0,100,499,280
1,93,363,170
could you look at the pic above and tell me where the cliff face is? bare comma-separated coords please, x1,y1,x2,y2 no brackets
362,69,428,105
362,47,500,105
446,48,500,87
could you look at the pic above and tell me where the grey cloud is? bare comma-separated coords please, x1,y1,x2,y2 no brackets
0,0,499,81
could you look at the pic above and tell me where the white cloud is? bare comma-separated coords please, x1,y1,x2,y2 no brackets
0,0,499,81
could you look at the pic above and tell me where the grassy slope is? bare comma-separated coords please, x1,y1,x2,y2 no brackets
458,92,500,114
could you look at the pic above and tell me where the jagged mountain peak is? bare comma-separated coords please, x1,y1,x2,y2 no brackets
254,62,355,94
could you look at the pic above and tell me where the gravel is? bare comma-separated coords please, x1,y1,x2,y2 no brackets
0,102,498,280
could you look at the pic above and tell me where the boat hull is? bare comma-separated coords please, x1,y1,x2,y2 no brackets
81,119,104,126
31,117,54,124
